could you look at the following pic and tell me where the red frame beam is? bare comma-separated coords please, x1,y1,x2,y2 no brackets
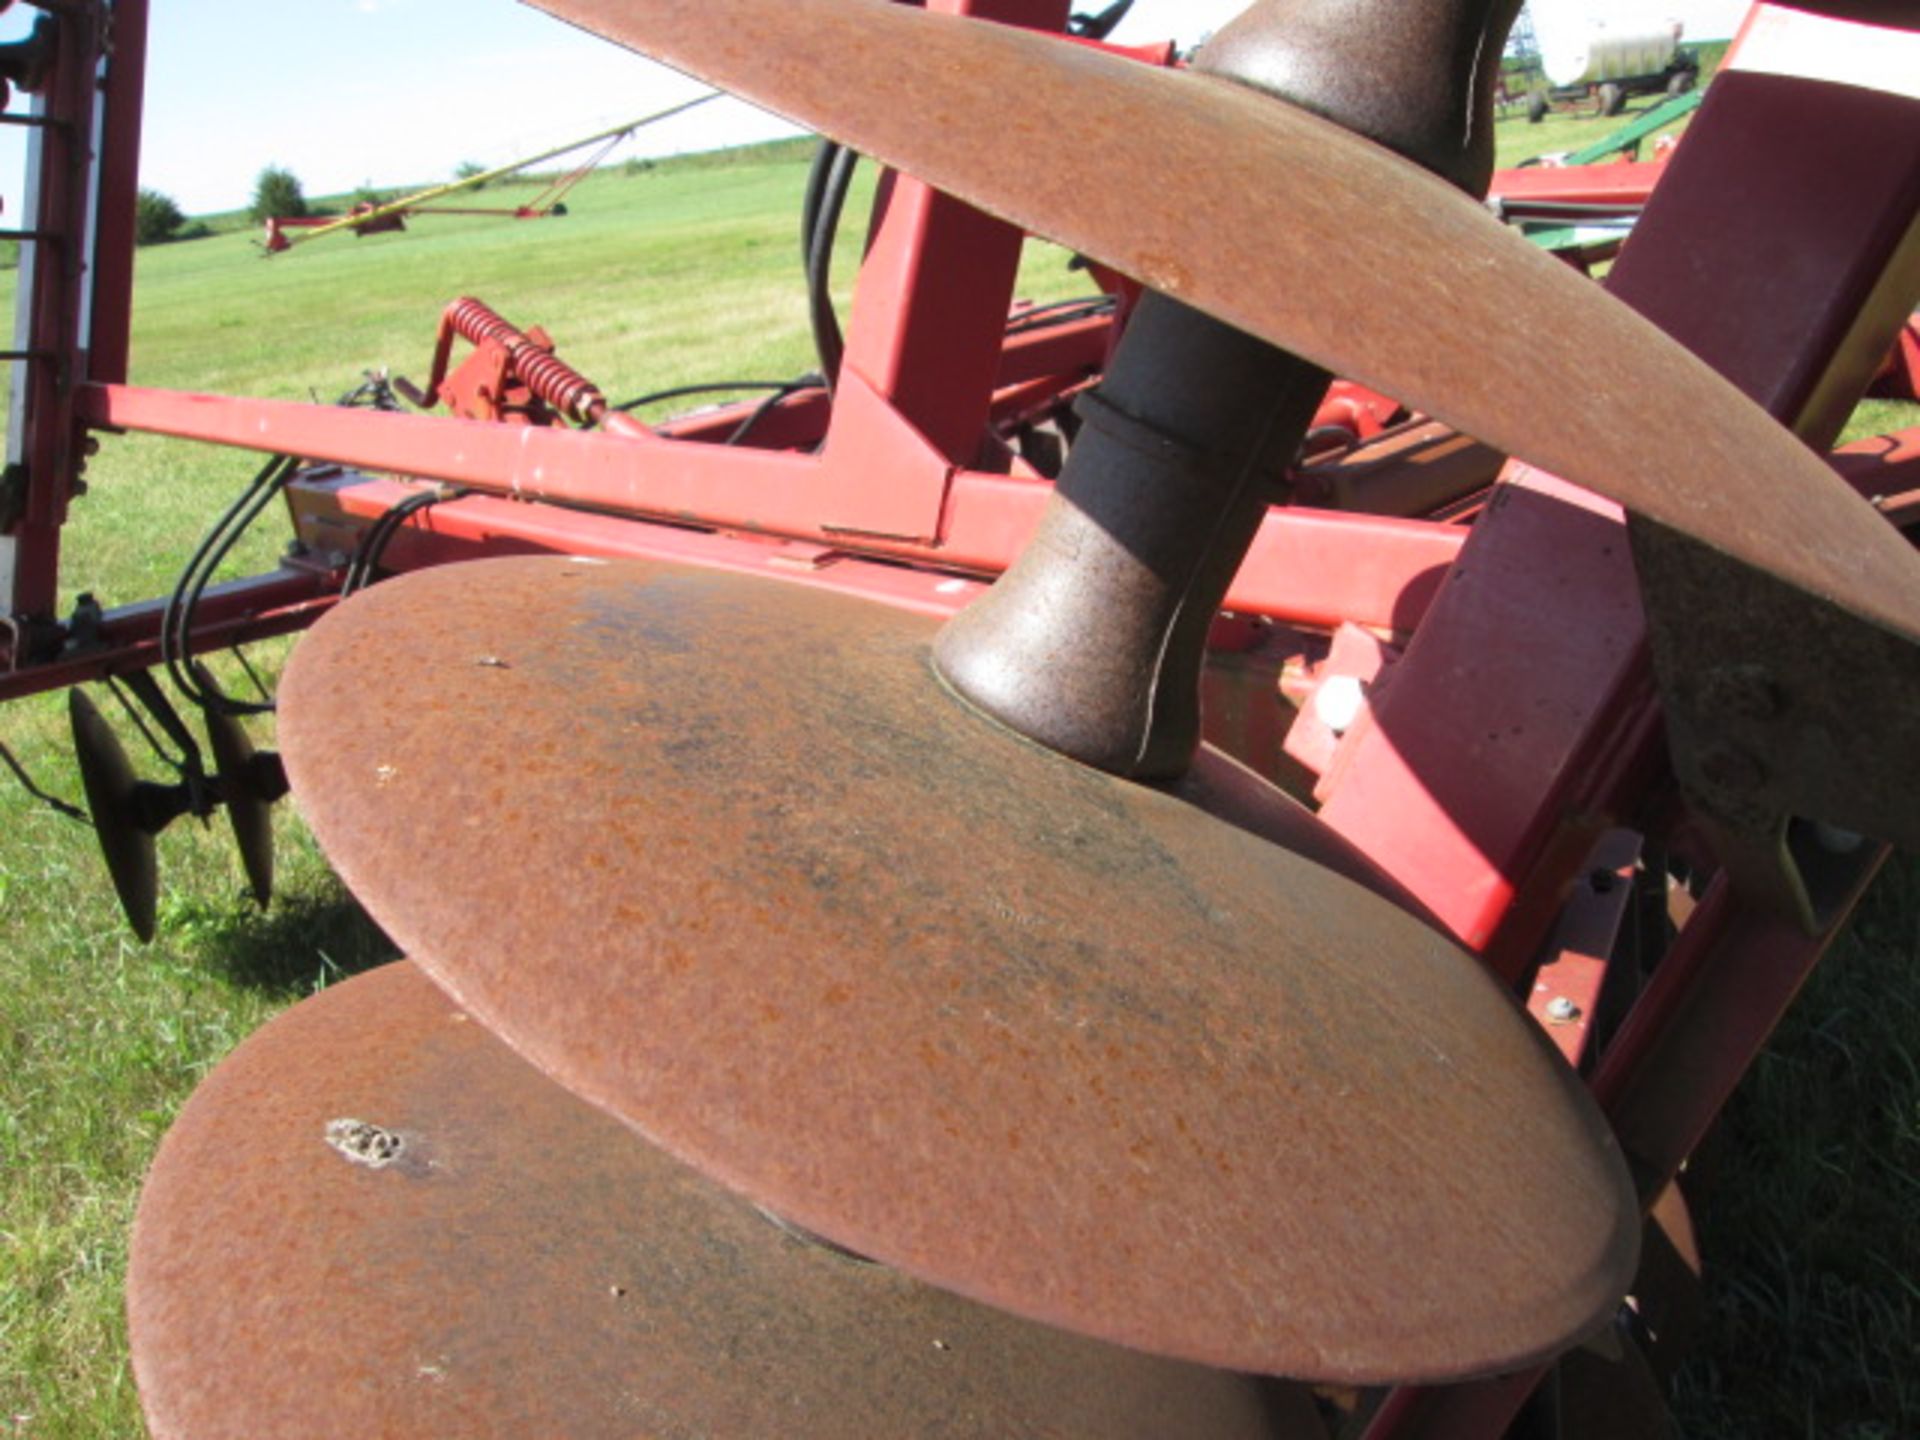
3,1,125,623
76,381,1466,636
0,567,335,704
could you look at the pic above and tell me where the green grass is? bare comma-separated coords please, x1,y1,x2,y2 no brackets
2,116,1917,1439
1493,88,1693,169
1669,859,1920,1439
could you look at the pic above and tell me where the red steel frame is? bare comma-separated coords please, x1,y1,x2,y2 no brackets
3,2,1918,1434
0,0,145,634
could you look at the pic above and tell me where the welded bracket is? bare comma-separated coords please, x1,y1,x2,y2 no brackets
1631,516,1919,931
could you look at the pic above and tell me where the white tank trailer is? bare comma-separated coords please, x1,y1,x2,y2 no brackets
1541,25,1682,86
1524,7,1699,119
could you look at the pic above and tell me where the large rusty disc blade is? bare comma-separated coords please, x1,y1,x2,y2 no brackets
529,0,1920,645
278,556,1638,1384
129,960,1308,1439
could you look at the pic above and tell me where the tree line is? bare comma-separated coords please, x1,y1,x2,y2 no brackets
135,165,310,246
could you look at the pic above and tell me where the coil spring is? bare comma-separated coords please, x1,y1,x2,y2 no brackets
444,296,605,423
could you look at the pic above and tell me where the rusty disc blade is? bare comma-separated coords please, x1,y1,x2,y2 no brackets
279,556,1638,1384
129,960,1310,1440
69,687,159,943
528,0,1920,646
196,685,274,908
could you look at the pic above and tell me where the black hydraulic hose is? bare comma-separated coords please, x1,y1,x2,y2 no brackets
800,138,836,270
726,380,825,447
805,141,858,392
161,453,297,717
612,380,796,414
342,486,469,596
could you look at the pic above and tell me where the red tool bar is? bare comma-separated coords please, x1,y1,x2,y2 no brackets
0,568,334,704
1486,159,1666,212
77,382,1466,634
296,475,993,617
296,471,1467,640
78,380,810,521
938,470,1465,631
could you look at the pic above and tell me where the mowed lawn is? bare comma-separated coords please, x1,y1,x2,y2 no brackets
3,101,1918,1439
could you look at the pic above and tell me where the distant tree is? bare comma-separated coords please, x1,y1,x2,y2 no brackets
454,159,488,190
134,188,186,246
249,166,308,223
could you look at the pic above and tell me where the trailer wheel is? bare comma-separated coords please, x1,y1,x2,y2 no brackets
1598,82,1626,117
1667,69,1695,96
1528,89,1548,124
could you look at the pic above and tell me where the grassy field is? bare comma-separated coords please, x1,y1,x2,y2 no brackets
2,94,1917,1439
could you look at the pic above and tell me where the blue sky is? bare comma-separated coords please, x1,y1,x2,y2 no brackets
0,1,1752,217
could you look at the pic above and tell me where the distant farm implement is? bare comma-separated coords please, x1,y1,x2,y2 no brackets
259,93,718,253
1510,10,1700,121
